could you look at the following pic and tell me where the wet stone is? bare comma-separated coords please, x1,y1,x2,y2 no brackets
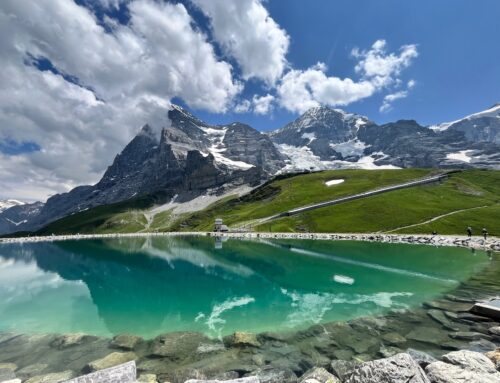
0,367,16,382
185,378,258,383
466,339,498,353
24,370,75,383
379,345,402,358
138,373,158,383
329,360,359,382
248,367,297,383
490,327,500,336
17,364,49,378
406,327,448,346
381,332,406,346
450,331,492,341
224,332,261,348
64,361,136,383
50,334,95,350
84,352,137,373
423,300,472,312
110,334,142,350
331,349,354,361
427,310,459,331
425,360,500,383
150,332,210,359
0,363,17,372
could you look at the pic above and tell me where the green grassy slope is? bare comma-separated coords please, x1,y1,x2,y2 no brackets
36,195,156,235
172,169,435,231
175,169,500,235
34,169,500,236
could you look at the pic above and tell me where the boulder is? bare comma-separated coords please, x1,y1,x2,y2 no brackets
485,348,500,370
224,332,261,348
345,353,430,383
442,350,497,374
150,332,209,359
110,334,142,350
330,360,359,382
24,371,75,383
84,351,137,372
299,367,339,383
467,339,498,353
250,367,297,383
425,361,500,383
0,367,16,382
406,327,448,346
406,348,437,368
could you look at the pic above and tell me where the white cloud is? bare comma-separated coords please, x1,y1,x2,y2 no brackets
252,94,275,115
234,100,251,114
277,41,418,114
192,0,289,86
277,63,375,114
379,80,417,113
353,39,418,87
0,0,242,201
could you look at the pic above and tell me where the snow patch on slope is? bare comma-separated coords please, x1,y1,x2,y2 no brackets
330,139,368,157
446,150,474,163
199,125,254,170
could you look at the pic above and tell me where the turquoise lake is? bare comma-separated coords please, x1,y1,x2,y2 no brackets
0,236,490,338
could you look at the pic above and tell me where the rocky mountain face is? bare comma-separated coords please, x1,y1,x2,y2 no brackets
0,105,284,235
0,103,499,235
0,201,44,234
270,104,500,171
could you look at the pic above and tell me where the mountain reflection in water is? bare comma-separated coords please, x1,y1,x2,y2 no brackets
0,236,489,338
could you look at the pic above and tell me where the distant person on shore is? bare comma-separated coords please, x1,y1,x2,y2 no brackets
467,226,472,238
432,230,437,236
482,228,488,240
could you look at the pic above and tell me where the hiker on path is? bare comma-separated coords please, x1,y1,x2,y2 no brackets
482,228,488,240
467,226,472,238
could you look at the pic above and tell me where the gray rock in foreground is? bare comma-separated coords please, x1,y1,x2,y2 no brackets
63,361,136,383
425,361,500,383
345,353,430,383
185,378,259,383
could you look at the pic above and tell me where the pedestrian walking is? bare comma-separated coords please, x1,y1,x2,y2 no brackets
482,228,488,240
467,226,472,238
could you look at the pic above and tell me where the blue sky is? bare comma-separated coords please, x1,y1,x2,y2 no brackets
1,0,499,200
191,0,500,130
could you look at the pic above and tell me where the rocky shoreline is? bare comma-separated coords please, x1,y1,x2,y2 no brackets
1,231,499,252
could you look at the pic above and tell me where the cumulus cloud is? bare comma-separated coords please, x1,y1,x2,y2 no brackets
277,41,418,114
252,94,275,115
192,0,289,86
277,63,375,114
353,39,418,87
0,0,241,201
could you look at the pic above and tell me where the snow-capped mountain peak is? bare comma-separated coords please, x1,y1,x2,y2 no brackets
0,199,25,213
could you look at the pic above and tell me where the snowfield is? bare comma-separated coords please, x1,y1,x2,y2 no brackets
325,179,345,186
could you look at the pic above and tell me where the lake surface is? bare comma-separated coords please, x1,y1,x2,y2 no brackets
0,236,490,338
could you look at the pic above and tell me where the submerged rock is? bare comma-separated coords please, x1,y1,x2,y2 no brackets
489,327,500,336
345,353,430,383
249,367,297,383
467,339,498,353
406,327,448,345
110,334,142,350
299,367,339,383
50,333,96,349
224,332,261,348
138,373,158,383
185,378,259,383
427,310,459,331
450,331,492,341
24,370,75,383
16,364,49,378
84,352,137,372
150,332,209,359
0,363,18,372
381,332,406,346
